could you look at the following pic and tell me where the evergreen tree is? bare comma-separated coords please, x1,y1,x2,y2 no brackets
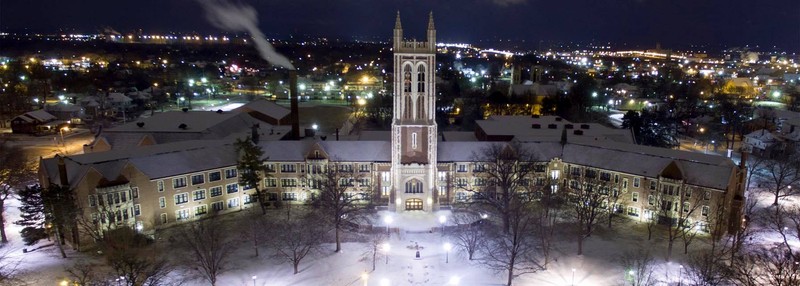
235,137,268,214
15,185,46,246
45,184,78,258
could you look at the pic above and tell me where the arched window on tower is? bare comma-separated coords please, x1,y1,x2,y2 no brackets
403,96,412,120
417,65,425,92
405,179,423,193
403,65,412,93
417,96,425,119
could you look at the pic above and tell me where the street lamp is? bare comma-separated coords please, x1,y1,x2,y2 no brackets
252,275,257,286
679,265,683,286
361,272,369,286
629,270,635,286
60,280,69,286
572,268,576,285
383,242,390,264
384,216,393,236
439,215,447,236
443,242,452,263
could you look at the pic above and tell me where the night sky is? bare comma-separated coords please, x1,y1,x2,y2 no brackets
2,0,799,51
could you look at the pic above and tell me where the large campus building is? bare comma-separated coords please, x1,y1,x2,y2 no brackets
39,13,746,248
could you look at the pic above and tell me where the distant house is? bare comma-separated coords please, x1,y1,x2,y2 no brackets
744,129,781,154
10,110,58,134
46,103,85,124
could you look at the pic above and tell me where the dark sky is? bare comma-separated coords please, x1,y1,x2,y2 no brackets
2,0,799,51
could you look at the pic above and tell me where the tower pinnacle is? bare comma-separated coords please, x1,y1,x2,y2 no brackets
427,11,435,30
395,11,403,30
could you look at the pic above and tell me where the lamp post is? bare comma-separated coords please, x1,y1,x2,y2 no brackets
439,215,447,236
679,265,683,286
361,272,369,286
629,270,635,286
572,268,576,285
383,242,390,264
252,275,256,286
444,242,452,263
384,216,393,236
60,126,69,146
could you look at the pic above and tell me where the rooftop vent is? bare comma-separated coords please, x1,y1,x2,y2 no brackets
216,109,223,114
178,123,187,130
565,124,574,129
574,130,584,135
182,107,189,112
136,122,145,128
555,117,563,122
580,124,590,129
548,124,557,129
532,124,541,129
531,114,540,118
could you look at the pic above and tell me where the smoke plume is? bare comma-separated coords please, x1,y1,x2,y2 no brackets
198,0,295,70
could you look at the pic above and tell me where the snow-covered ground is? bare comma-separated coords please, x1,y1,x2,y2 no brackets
5,175,800,286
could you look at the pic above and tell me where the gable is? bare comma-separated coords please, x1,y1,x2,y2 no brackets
660,161,683,180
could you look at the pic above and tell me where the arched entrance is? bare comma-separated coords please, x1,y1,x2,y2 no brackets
405,198,423,211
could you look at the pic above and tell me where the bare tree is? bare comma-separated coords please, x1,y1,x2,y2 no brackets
530,177,564,268
65,260,108,286
763,148,800,205
617,249,657,286
729,246,800,286
0,247,24,286
684,249,732,286
468,142,536,234
310,161,371,253
565,169,609,255
362,231,388,271
101,227,176,286
643,191,661,240
656,185,702,261
769,205,800,259
479,192,543,286
174,218,238,286
0,140,35,243
267,213,324,274
448,211,486,261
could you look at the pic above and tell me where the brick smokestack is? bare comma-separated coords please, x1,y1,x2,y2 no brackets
289,70,300,139
57,155,69,186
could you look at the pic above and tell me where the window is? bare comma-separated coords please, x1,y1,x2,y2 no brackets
628,207,640,217
160,213,167,224
131,187,139,199
633,178,641,188
359,164,370,172
600,172,611,181
571,166,582,177
683,202,690,213
267,193,279,201
473,164,486,173
534,164,546,172
157,180,164,192
210,186,223,197
176,209,190,221
339,178,354,187
193,189,206,201
417,65,425,92
649,181,657,190
265,164,276,173
89,195,97,207
211,201,224,211
648,195,655,206
632,192,639,202
622,179,629,189
264,178,277,187
225,168,237,179
411,132,417,149
403,66,411,92
405,179,423,193
281,164,296,173
282,192,297,201
569,180,581,190
191,174,205,185
474,177,487,186
685,188,692,198
338,164,353,173
382,185,391,197
614,174,620,184
174,193,189,205
228,198,239,208
226,184,239,194
195,205,208,216
455,177,468,187
159,197,166,208
358,178,371,187
457,164,467,172
702,205,710,217
173,177,187,189
703,191,711,200
134,204,141,216
243,194,252,204
209,171,221,182
281,179,297,188
455,192,467,202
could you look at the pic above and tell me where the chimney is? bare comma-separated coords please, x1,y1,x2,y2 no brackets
251,124,260,144
289,70,300,139
335,128,340,141
57,155,69,186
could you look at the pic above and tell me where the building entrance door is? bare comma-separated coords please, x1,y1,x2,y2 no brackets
405,198,423,211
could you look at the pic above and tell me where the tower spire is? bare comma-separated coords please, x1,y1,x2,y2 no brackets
427,11,435,31
395,11,403,30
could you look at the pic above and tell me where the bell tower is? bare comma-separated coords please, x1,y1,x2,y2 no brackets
390,12,438,212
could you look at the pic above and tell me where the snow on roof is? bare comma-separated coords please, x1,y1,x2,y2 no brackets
107,93,132,102
14,110,56,123
233,99,291,121
476,116,634,144
745,129,778,142
357,131,391,141
441,131,477,142
318,141,392,162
